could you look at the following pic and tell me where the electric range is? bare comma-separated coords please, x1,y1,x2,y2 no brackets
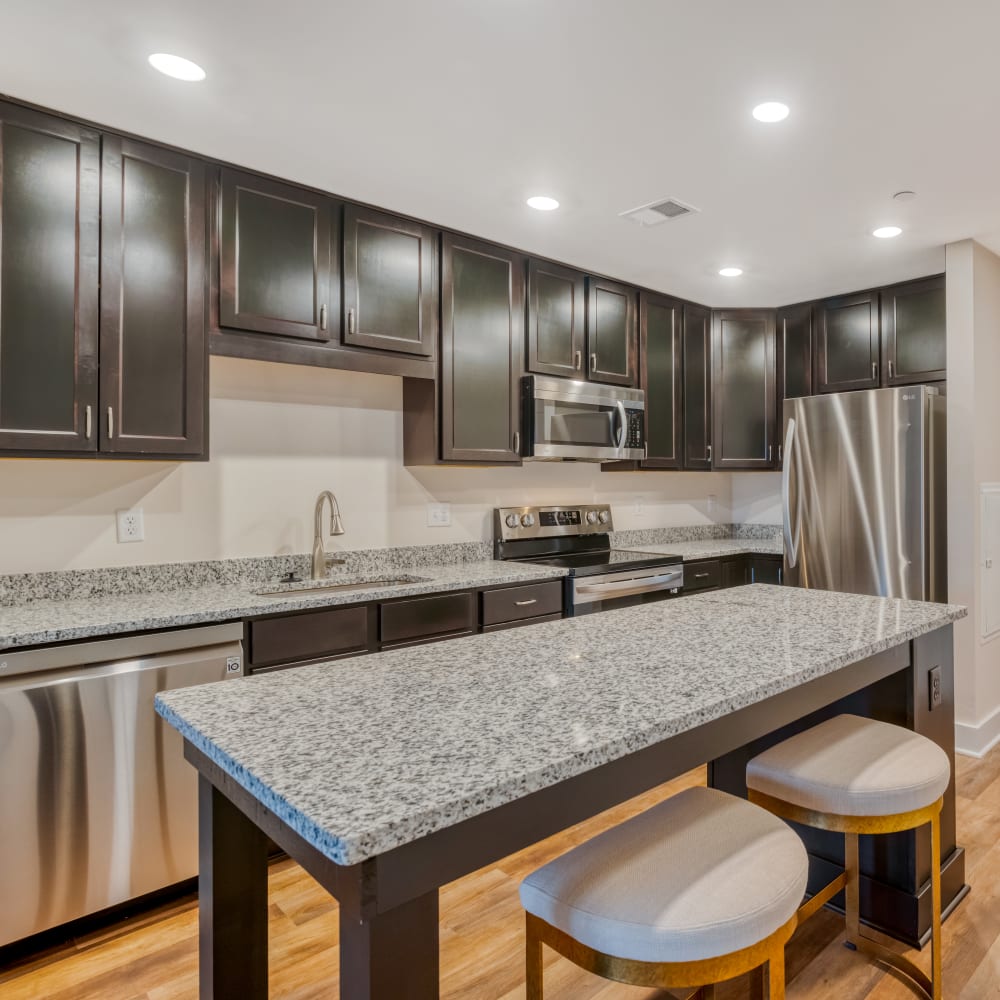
493,504,684,616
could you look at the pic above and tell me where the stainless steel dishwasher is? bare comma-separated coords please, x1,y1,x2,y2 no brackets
0,623,243,948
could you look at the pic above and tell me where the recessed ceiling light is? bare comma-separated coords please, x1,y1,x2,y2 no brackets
752,102,789,123
148,53,206,82
719,267,743,277
526,195,559,211
872,226,902,239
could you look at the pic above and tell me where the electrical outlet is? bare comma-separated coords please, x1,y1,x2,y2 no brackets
707,493,717,512
633,496,646,517
929,665,942,711
116,508,145,543
426,503,451,528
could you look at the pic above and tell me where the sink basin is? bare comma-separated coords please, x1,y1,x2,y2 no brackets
252,577,427,598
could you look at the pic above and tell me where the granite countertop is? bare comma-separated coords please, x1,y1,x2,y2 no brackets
630,538,784,561
156,585,966,867
0,560,567,651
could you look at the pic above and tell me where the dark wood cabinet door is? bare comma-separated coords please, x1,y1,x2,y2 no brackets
750,555,783,585
342,205,436,357
217,168,334,342
587,277,636,386
881,275,945,385
639,292,682,468
100,138,207,457
682,303,713,468
526,259,586,378
712,310,776,469
721,556,749,589
0,104,100,453
815,291,880,392
775,303,812,466
440,234,523,463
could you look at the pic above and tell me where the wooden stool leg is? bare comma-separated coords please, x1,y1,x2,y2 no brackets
766,950,786,1000
525,914,544,1000
930,812,942,1000
844,831,861,947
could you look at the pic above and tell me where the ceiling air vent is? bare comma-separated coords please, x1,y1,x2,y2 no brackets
619,197,700,226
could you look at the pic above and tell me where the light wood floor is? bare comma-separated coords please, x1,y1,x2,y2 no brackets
4,748,1000,1000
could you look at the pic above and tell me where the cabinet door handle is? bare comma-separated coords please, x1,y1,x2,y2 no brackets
888,360,894,379
778,444,782,462
107,407,114,439
319,304,327,331
347,308,356,335
85,405,92,440
872,361,878,381
706,444,712,463
514,599,537,607
694,572,710,579
513,431,520,454
574,350,582,371
769,445,773,462
590,352,597,372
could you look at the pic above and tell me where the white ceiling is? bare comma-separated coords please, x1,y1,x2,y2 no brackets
3,0,999,306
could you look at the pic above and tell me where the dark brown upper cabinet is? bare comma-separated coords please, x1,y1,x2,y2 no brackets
342,206,436,357
815,290,880,393
439,234,524,463
217,169,334,342
0,104,100,454
712,309,776,469
587,277,636,386
639,293,683,468
776,303,812,465
526,259,586,378
682,302,713,469
99,138,207,457
881,275,945,385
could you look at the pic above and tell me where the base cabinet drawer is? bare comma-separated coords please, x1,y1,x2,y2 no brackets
481,581,564,627
380,591,476,648
684,559,721,592
482,612,563,634
248,605,371,670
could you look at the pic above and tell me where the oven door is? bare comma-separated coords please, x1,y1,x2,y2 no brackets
570,565,684,616
523,376,645,461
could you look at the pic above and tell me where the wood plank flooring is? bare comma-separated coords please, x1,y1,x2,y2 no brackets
2,749,999,1000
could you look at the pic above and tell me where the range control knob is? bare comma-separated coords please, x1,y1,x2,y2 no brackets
520,513,536,527
586,510,600,524
505,513,520,529
598,509,611,524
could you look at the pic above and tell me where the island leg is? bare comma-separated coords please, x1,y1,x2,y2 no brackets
339,889,440,999
198,775,269,1000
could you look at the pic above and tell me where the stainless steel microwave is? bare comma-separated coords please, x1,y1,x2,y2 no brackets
520,375,646,461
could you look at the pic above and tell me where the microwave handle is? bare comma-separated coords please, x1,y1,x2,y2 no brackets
615,400,626,449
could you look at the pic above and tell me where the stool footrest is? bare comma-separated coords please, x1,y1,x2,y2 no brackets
851,933,934,1000
797,871,848,924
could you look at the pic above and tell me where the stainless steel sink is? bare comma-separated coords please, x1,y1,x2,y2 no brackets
252,577,426,598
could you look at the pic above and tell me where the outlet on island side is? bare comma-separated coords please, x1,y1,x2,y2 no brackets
929,665,942,711
116,508,145,543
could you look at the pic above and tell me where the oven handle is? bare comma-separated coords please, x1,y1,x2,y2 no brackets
574,569,683,603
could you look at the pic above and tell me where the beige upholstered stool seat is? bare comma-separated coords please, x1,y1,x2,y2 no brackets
519,785,808,965
746,714,951,817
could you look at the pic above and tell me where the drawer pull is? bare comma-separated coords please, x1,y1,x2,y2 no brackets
693,572,710,579
514,599,538,606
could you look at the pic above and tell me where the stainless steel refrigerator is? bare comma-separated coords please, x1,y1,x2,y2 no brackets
782,386,946,600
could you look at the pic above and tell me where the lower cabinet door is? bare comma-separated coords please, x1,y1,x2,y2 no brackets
750,556,783,585
100,138,207,456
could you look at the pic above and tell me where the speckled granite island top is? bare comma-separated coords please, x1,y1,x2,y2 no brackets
155,585,965,867
0,560,566,651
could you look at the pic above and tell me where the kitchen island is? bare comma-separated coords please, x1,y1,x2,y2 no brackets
156,584,967,1000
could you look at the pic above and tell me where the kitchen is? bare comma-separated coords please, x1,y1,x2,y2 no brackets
2,1,1000,998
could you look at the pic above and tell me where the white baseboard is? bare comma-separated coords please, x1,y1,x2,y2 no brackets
955,705,1000,758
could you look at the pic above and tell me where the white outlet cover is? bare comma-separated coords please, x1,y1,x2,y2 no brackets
116,507,145,543
633,497,646,516
426,503,451,527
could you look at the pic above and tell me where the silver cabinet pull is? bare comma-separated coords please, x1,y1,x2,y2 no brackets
706,444,712,463
574,350,582,371
590,352,597,372
888,359,894,379
107,407,114,439
769,445,773,462
85,405,92,440
778,444,782,462
513,431,520,454
872,360,878,381
319,304,327,331
514,599,537,607
347,308,356,335
693,572,710,579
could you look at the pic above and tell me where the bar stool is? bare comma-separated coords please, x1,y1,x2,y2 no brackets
746,714,951,1000
519,786,808,999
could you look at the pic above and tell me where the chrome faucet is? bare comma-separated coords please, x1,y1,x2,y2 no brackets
312,490,346,580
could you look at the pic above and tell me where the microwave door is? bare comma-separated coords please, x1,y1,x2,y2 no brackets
536,399,619,460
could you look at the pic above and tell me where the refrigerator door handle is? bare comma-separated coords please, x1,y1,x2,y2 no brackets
782,417,801,568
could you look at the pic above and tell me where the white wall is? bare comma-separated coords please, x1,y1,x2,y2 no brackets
731,472,782,525
947,240,1000,755
0,357,735,575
